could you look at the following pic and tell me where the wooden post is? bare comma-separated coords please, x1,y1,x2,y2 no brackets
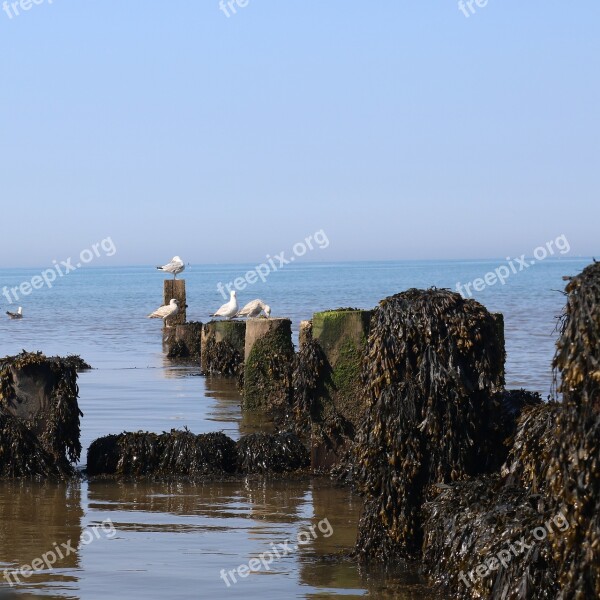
163,279,186,326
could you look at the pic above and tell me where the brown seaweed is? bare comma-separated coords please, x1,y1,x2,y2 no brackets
354,288,505,560
236,432,309,473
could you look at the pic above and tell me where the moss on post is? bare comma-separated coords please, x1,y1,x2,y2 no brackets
312,310,371,420
243,319,294,412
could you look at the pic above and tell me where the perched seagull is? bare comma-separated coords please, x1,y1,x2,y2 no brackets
156,256,185,279
148,298,179,327
237,299,271,319
6,307,23,319
211,291,238,320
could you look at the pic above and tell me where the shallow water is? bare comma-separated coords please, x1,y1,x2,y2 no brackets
0,259,589,598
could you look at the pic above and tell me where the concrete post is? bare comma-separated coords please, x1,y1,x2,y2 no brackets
243,318,294,411
200,320,246,376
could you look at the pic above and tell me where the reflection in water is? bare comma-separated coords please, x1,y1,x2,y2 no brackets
203,375,276,437
0,473,436,598
0,481,82,597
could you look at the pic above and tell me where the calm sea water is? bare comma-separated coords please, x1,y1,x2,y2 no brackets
0,259,589,599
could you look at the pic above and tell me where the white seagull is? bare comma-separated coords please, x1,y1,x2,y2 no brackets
156,256,185,279
237,299,271,319
211,291,238,320
148,298,180,327
6,307,23,320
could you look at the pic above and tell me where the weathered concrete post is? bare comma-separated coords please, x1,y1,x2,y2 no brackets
200,320,246,376
243,318,294,412
308,309,372,468
163,279,186,326
166,322,202,359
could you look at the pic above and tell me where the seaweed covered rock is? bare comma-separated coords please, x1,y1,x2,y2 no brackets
355,289,505,560
553,260,600,409
243,319,294,413
0,351,82,475
422,477,562,599
487,389,544,472
201,321,245,376
236,432,309,474
87,430,237,478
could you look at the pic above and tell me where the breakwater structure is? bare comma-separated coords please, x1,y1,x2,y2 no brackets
3,262,600,599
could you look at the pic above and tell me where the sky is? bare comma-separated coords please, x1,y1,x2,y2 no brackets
0,1,598,267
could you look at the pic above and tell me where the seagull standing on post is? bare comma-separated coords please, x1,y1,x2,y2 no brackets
157,256,185,280
148,298,180,328
211,291,238,320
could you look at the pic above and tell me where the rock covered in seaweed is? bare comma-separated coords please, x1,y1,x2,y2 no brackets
553,260,600,410
354,288,506,560
236,432,309,473
422,476,561,599
87,430,237,477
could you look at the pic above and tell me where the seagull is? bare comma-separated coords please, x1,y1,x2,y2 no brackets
148,298,179,327
237,299,271,319
156,256,185,279
6,307,23,319
211,290,238,320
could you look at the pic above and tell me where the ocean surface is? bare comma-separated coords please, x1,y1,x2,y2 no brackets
0,259,589,599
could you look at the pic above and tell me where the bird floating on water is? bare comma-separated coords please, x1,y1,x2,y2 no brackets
156,256,185,279
237,299,271,319
211,291,238,320
148,298,179,327
6,307,23,319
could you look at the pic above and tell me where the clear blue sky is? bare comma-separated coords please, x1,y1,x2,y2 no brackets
1,1,598,267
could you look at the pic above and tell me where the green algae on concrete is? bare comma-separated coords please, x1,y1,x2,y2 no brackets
243,319,294,412
311,309,371,431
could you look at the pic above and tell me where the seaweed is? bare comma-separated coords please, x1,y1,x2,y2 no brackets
354,288,505,559
201,333,243,377
422,477,560,599
0,412,71,478
0,351,82,471
553,260,600,409
244,326,294,412
236,432,309,473
87,429,237,478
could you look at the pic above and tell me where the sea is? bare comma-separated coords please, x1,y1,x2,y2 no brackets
0,258,589,599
